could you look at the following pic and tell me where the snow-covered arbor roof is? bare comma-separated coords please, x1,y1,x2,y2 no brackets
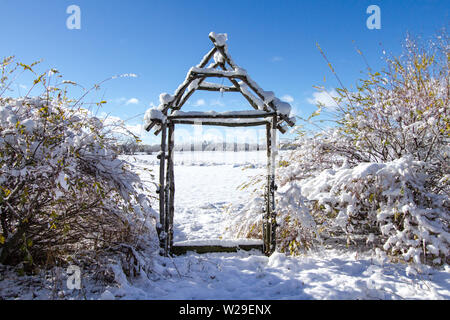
144,32,296,134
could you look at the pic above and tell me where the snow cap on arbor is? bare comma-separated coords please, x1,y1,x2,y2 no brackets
159,93,174,105
144,32,296,134
144,107,166,123
209,32,228,47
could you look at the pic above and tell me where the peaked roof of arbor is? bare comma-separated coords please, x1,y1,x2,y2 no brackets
144,32,296,135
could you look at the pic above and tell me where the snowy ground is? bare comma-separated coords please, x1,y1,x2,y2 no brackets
119,249,450,300
116,151,449,300
130,151,268,243
1,151,449,300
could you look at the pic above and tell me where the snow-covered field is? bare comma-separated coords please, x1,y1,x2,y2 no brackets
1,151,448,300
129,151,268,242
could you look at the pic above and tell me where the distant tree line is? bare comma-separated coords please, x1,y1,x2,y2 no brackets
116,140,296,155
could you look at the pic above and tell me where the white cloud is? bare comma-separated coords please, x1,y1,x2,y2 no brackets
307,89,340,110
192,99,206,107
281,94,294,103
271,56,283,62
112,97,140,105
126,98,139,105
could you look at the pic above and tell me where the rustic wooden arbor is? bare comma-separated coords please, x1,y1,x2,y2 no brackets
144,32,295,256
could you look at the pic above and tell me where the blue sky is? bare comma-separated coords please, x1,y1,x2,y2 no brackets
1,0,448,144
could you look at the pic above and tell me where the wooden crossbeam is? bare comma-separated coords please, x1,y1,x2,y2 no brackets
173,62,221,111
171,244,263,255
168,112,276,120
197,83,239,92
189,69,246,80
170,120,270,127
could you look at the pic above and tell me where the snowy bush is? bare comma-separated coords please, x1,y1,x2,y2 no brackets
273,138,450,263
316,33,449,194
224,169,320,255
277,130,353,183
223,195,265,240
0,57,158,270
275,182,319,254
300,156,449,265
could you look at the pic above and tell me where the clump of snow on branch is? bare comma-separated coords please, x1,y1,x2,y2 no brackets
209,32,228,47
144,107,166,123
213,51,225,64
273,98,292,116
159,93,174,105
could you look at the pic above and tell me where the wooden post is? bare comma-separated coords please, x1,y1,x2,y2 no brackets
270,115,278,254
166,122,175,254
158,122,167,253
264,122,272,255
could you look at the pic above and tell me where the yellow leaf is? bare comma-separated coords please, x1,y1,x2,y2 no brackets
19,63,32,72
3,188,11,197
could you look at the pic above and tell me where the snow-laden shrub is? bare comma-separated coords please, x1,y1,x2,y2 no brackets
314,33,449,195
277,129,356,185
300,156,449,265
0,58,158,269
223,195,264,240
276,182,319,254
223,172,320,255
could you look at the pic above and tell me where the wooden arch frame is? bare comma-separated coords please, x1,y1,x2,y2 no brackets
144,33,295,256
